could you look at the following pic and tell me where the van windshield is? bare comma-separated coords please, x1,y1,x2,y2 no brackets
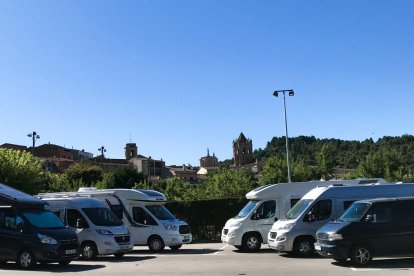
339,202,371,222
23,209,66,229
286,199,313,220
82,208,123,226
235,200,260,218
146,205,175,220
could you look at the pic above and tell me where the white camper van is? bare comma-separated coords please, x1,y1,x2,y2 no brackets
38,196,133,259
40,188,192,252
267,183,414,257
221,178,387,251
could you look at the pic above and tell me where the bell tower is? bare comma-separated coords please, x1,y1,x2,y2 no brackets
125,143,138,160
233,132,254,166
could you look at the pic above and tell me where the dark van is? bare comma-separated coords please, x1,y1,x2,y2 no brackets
0,183,79,269
315,197,414,266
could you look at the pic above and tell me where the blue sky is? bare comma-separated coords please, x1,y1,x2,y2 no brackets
1,0,413,166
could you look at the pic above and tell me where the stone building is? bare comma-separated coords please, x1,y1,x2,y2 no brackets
233,132,254,166
199,148,218,167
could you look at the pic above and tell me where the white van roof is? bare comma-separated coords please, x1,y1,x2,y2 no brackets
246,178,388,200
41,197,107,209
301,183,414,201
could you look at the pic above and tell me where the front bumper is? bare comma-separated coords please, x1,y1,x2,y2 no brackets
221,228,242,246
35,242,79,261
267,230,294,252
163,233,192,246
96,235,134,255
314,241,349,260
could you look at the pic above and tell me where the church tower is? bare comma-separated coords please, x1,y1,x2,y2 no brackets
233,132,254,166
125,143,138,160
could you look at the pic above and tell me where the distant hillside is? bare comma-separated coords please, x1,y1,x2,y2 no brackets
253,134,414,170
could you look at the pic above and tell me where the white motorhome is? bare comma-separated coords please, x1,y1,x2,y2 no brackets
221,178,387,251
37,196,133,259
40,188,192,252
267,183,414,257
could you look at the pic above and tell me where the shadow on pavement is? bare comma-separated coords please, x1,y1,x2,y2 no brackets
279,253,324,259
130,248,219,255
233,248,279,254
332,257,414,270
0,262,105,272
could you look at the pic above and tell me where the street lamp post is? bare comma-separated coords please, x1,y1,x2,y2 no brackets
273,89,295,183
27,131,40,148
98,146,106,166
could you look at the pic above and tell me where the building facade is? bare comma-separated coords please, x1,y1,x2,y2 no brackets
200,148,218,167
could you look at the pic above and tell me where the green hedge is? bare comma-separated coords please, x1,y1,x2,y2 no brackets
167,198,248,242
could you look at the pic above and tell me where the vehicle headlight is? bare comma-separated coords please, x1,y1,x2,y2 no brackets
163,224,178,231
229,221,242,228
327,233,343,241
38,234,57,245
96,229,114,235
276,222,295,231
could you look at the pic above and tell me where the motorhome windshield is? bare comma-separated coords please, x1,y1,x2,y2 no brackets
82,207,123,226
146,205,175,220
236,200,260,218
338,202,371,222
286,199,313,220
23,210,66,229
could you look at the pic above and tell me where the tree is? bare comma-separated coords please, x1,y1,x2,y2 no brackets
316,143,336,180
64,163,103,188
0,148,49,194
357,149,404,181
259,156,288,185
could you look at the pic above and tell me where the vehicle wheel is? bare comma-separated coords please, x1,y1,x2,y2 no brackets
114,253,125,258
81,242,98,260
242,233,261,251
59,260,71,266
169,245,182,251
293,237,315,257
350,246,372,266
17,249,36,269
148,236,165,252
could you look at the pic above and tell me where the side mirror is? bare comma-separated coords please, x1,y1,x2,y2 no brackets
76,218,85,229
304,212,314,222
16,221,25,232
365,214,373,223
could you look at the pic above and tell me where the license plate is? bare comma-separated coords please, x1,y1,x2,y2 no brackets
314,245,321,251
65,249,76,255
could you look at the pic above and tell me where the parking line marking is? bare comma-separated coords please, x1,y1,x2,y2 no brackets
207,244,229,255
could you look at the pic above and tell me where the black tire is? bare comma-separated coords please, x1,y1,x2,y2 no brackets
17,249,36,269
114,253,125,258
242,233,261,252
293,237,315,257
350,245,372,266
81,242,98,260
169,245,182,251
59,260,71,266
148,236,165,252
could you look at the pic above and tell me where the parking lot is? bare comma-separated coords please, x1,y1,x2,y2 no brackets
2,243,414,275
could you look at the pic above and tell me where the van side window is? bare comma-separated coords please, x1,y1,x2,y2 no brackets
397,201,414,221
366,203,394,223
254,200,276,220
0,212,24,231
307,199,332,221
66,209,89,229
132,207,157,225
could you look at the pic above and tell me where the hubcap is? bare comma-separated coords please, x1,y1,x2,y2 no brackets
247,236,258,249
299,241,312,255
20,252,32,268
83,245,94,259
152,239,162,251
355,248,370,264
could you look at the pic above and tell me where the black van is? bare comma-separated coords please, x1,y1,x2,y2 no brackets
315,197,414,266
0,183,79,269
